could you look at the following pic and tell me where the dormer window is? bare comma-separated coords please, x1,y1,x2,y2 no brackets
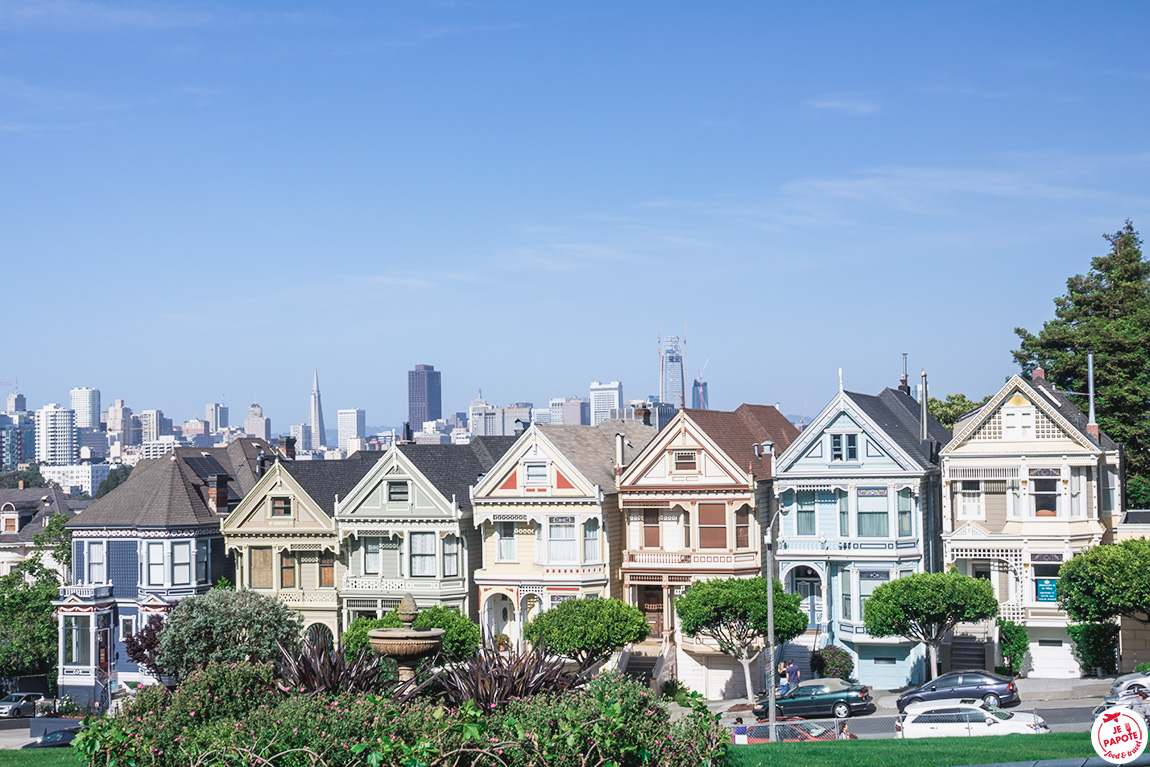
830,434,858,462
387,482,409,503
525,463,548,485
271,498,292,516
673,451,697,472
3,517,14,533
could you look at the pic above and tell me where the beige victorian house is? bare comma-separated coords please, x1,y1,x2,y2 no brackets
222,453,381,645
941,370,1123,678
470,421,655,647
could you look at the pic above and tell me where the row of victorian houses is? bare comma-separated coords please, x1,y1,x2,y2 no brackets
45,366,1129,707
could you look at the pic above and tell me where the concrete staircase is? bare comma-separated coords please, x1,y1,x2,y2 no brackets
623,643,660,688
951,637,989,671
779,638,814,682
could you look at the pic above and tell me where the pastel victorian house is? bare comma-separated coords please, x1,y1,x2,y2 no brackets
335,437,516,627
0,486,84,579
617,404,798,699
773,375,949,688
54,439,274,709
222,452,380,646
470,420,656,647
941,369,1123,678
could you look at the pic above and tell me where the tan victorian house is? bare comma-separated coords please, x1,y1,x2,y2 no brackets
617,405,798,698
470,420,656,647
941,370,1123,678
222,453,380,645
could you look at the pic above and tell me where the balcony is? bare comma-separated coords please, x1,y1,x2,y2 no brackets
624,550,758,568
541,563,607,581
342,575,446,592
58,584,113,600
276,590,338,606
138,586,202,603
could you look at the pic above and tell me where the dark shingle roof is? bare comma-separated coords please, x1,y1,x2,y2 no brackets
842,388,952,469
538,421,656,490
398,437,517,513
0,486,73,545
683,404,800,479
1028,376,1119,451
279,452,383,516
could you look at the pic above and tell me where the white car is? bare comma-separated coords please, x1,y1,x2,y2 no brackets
896,699,1050,739
0,693,43,718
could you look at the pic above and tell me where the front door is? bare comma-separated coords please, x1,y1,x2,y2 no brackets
793,566,820,626
640,586,663,635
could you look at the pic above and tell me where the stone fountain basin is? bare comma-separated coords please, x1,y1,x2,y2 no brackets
367,627,445,659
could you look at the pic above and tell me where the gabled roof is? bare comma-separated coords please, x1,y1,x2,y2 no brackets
397,437,517,513
536,421,656,490
0,486,74,545
68,439,278,529
844,387,951,468
1029,376,1118,450
277,452,382,516
683,404,799,480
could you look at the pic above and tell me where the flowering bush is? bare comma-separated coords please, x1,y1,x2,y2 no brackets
811,644,855,681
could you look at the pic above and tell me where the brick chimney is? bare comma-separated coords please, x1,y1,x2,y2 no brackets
206,474,230,513
1033,367,1045,380
1087,423,1100,441
634,405,651,426
284,436,296,460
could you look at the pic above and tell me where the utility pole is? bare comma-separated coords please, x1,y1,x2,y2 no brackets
756,442,787,742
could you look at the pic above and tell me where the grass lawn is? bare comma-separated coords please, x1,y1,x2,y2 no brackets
0,750,77,767
727,731,1095,767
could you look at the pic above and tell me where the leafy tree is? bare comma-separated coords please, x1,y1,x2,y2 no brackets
157,588,303,681
1014,221,1150,507
927,393,991,433
863,571,998,680
675,577,807,704
1067,622,1118,674
0,557,60,677
996,618,1029,676
1058,538,1150,625
0,469,48,489
343,606,482,659
33,512,72,577
124,614,167,679
522,597,650,672
94,465,132,499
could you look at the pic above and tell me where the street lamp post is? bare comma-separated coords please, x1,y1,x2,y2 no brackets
757,443,786,743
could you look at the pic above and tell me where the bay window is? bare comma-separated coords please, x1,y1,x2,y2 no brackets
1031,471,1060,517
642,509,660,548
497,522,517,562
444,535,459,577
898,489,913,537
957,481,983,519
583,518,600,562
838,490,850,536
549,517,576,563
319,551,335,587
63,616,91,666
87,542,105,584
735,507,751,548
250,547,272,588
364,538,381,575
172,542,191,586
147,541,165,586
410,532,436,577
698,503,727,549
196,541,209,583
796,491,815,536
857,489,889,537
859,571,889,610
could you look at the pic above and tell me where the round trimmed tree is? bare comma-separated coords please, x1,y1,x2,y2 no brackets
523,597,649,672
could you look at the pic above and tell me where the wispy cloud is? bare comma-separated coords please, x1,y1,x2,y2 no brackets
806,93,879,115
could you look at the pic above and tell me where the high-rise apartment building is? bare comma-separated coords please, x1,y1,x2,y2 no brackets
139,409,171,443
337,408,366,453
548,398,566,425
589,381,623,426
5,390,26,414
692,379,709,410
309,370,327,449
34,403,77,466
408,364,442,430
69,387,100,428
658,334,685,407
206,403,229,433
245,403,271,441
290,423,312,452
563,398,590,426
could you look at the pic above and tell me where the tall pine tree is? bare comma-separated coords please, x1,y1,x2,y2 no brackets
1014,221,1150,506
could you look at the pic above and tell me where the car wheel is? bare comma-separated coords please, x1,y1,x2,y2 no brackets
833,702,851,719
982,693,1001,706
1131,685,1147,694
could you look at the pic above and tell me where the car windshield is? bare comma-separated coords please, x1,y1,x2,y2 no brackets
0,695,20,703
791,721,829,737
985,705,1013,720
41,731,68,743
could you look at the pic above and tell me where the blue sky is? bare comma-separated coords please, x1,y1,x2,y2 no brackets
3,1,1149,430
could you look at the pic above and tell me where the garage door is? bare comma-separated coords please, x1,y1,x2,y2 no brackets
1027,627,1078,678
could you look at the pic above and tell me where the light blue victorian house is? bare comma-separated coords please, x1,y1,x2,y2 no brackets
774,372,950,688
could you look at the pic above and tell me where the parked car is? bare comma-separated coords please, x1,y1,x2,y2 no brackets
0,693,43,718
1093,691,1150,719
896,699,1048,739
1110,672,1150,697
735,717,855,743
896,671,1018,712
753,678,875,720
22,727,83,749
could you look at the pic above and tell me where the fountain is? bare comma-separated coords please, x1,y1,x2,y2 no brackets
367,593,445,682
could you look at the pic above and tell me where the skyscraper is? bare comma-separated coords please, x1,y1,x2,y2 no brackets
206,403,229,433
34,403,77,466
589,381,623,426
139,409,169,443
309,369,327,449
408,364,442,429
659,334,685,407
692,379,709,410
69,387,100,428
245,403,271,441
337,408,366,453
5,390,25,414
290,423,312,452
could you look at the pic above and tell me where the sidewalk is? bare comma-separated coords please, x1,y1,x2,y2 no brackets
873,677,1113,712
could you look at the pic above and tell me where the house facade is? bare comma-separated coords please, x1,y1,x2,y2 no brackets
774,379,949,688
54,439,274,709
470,421,655,647
335,437,516,627
617,404,798,699
0,485,83,580
941,370,1123,678
222,453,380,646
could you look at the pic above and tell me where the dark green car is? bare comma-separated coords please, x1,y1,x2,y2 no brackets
753,678,876,720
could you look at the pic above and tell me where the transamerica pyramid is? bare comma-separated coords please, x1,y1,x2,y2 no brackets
309,368,327,449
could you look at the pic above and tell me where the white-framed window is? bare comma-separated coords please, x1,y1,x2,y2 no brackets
796,491,816,536
534,521,544,563
443,535,459,577
497,521,517,562
1031,475,1060,517
830,433,858,462
583,518,600,562
387,482,409,503
119,615,136,640
898,489,914,537
673,451,697,472
859,571,889,612
410,532,436,577
364,538,381,575
63,615,91,666
549,517,576,563
525,463,548,485
841,570,852,621
87,541,105,584
857,488,889,537
147,541,165,586
838,490,850,537
271,497,292,516
957,481,984,519
196,541,209,583
1002,407,1034,440
171,542,191,585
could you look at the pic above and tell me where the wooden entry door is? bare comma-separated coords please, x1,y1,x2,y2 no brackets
640,585,664,635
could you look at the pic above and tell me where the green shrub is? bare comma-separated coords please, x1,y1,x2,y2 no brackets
811,644,854,680
343,606,481,659
1137,661,1150,674
1068,622,1119,674
997,618,1029,675
523,597,649,671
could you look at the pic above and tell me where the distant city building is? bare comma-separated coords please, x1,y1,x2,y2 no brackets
139,410,171,444
589,381,623,427
41,463,111,497
139,435,183,460
309,369,327,449
69,387,100,429
290,423,312,452
183,418,208,437
244,403,271,441
548,398,566,425
0,417,35,471
337,408,366,453
408,364,442,431
450,426,470,444
206,403,229,433
608,400,678,430
531,407,551,424
563,398,590,426
106,399,131,435
6,390,26,415
692,379,709,410
658,335,685,408
77,428,108,462
467,395,533,437
35,403,77,466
